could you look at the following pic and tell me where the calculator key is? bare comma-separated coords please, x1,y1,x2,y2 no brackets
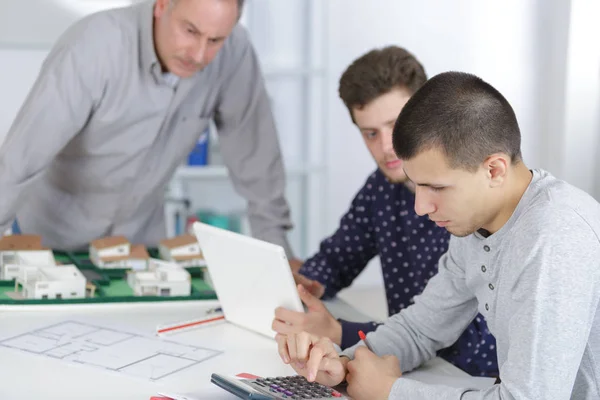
332,390,342,397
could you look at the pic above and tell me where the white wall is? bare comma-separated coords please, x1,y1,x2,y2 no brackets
556,0,600,197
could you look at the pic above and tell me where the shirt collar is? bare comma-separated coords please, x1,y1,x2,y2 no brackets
138,0,162,79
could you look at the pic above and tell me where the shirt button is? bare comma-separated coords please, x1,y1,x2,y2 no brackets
481,265,487,273
483,245,491,252
488,283,494,290
485,303,489,311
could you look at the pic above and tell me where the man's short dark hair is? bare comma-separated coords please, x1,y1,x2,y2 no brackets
338,46,427,122
392,71,522,172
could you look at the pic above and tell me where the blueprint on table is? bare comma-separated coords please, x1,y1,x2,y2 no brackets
0,320,222,381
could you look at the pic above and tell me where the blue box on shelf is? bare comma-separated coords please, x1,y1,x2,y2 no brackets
187,127,210,166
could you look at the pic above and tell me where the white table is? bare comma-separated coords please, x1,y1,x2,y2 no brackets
0,297,492,399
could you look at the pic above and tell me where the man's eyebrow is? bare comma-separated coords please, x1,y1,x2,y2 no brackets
183,20,226,40
184,19,202,33
403,170,444,187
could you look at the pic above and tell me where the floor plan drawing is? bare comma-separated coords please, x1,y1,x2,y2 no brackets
0,320,222,380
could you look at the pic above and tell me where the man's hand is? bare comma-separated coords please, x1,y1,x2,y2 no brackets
275,331,347,387
346,346,402,400
289,258,304,273
273,284,343,345
288,259,325,298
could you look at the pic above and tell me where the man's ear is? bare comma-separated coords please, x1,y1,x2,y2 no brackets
154,0,170,18
484,153,509,187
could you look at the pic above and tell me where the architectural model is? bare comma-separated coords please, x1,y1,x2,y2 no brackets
159,234,205,267
89,236,150,270
127,259,191,297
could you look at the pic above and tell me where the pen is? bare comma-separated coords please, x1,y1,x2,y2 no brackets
205,306,222,315
358,330,374,352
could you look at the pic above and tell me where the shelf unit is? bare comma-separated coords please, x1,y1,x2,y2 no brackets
166,0,328,257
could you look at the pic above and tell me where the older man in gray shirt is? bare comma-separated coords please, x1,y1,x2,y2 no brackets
0,0,295,256
275,72,600,400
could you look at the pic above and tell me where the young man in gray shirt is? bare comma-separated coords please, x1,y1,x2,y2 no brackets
276,71,600,399
0,0,295,258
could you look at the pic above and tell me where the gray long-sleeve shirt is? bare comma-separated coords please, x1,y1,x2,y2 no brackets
0,0,293,255
342,169,600,399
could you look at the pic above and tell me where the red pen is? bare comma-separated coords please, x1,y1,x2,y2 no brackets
358,330,374,352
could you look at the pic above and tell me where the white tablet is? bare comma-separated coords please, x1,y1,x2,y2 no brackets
192,222,304,338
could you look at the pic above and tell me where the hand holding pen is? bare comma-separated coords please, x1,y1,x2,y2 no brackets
349,330,402,400
358,330,374,352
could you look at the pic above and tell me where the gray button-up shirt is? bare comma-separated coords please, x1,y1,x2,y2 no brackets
0,0,293,255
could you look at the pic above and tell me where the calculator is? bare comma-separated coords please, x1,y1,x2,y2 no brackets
211,373,348,399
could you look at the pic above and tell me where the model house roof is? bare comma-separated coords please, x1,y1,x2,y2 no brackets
19,265,84,284
160,234,198,249
90,236,129,250
130,245,150,259
0,234,43,251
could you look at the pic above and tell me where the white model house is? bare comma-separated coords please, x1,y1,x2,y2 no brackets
127,259,191,297
0,235,56,280
13,265,86,300
159,234,205,267
125,245,151,271
89,237,149,270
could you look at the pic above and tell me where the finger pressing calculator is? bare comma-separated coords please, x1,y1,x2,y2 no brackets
211,373,348,399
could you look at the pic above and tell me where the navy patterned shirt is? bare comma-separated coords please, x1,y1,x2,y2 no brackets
300,169,499,377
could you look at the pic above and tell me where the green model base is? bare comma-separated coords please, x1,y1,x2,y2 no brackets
0,249,217,305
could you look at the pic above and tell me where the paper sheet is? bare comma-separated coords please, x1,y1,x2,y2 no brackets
0,320,222,381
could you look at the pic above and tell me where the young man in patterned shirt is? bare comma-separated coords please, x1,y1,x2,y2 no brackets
273,47,498,377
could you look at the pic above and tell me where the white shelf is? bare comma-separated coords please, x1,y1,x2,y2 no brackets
174,165,325,180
